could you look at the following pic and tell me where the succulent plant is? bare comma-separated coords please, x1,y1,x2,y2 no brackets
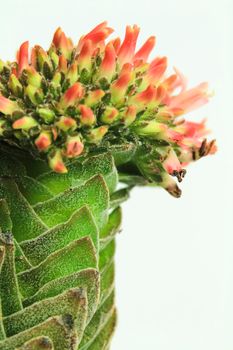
0,22,215,349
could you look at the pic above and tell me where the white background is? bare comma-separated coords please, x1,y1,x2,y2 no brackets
1,0,232,349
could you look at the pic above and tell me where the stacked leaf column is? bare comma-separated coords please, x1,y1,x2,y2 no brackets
0,147,124,350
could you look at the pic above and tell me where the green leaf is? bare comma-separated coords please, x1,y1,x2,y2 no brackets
0,179,47,242
20,206,99,266
37,153,117,195
14,240,32,274
85,307,117,350
99,240,115,272
18,237,97,299
100,207,122,247
0,246,6,341
0,199,12,232
15,177,54,206
24,269,100,323
16,336,54,349
79,291,115,350
109,142,136,166
110,187,130,209
33,175,109,231
3,288,87,338
0,233,23,317
0,154,26,178
0,316,75,350
100,263,115,305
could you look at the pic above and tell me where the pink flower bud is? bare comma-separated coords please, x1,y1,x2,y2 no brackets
79,104,96,126
13,116,38,130
35,131,52,151
65,135,84,158
49,150,67,173
121,105,137,126
59,55,68,73
85,89,105,107
88,125,109,143
101,106,119,124
58,82,84,110
56,116,77,131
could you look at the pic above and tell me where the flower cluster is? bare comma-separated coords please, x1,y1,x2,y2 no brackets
0,22,216,196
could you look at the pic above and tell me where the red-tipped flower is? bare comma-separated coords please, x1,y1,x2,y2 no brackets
118,25,140,67
17,41,29,76
58,82,84,110
134,36,156,64
99,43,116,82
79,104,96,126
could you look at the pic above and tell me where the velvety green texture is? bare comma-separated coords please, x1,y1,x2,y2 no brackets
0,147,123,350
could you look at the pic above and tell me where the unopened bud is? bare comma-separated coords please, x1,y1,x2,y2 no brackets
88,125,108,143
8,74,23,96
110,66,132,105
38,108,55,123
51,72,62,87
77,40,93,73
35,131,52,151
25,85,44,105
12,116,38,130
65,135,84,158
136,120,166,137
58,82,83,110
55,116,77,131
49,149,67,173
85,89,105,107
100,106,119,124
0,95,20,116
66,62,78,86
98,43,116,82
79,104,96,126
26,67,42,88
121,105,137,126
0,120,6,136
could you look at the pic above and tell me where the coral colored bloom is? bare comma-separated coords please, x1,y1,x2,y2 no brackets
99,43,116,81
0,22,216,193
144,56,167,86
134,36,156,64
168,82,209,114
118,25,140,67
77,22,113,52
163,149,182,174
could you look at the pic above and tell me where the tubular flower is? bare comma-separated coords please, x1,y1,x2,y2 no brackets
0,23,216,196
